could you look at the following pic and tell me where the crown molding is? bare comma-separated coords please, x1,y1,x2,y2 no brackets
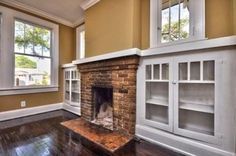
0,0,84,27
73,17,85,27
80,0,100,10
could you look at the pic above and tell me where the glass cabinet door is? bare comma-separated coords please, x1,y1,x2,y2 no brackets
144,60,173,132
174,57,218,143
64,68,81,107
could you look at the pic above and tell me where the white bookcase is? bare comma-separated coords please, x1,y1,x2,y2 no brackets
136,48,236,156
144,58,173,132
143,55,218,143
64,66,81,107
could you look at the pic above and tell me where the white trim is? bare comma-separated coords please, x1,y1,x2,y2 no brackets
0,103,63,121
136,124,235,156
61,63,76,68
80,0,100,10
73,48,141,65
71,36,236,65
73,18,85,28
0,0,84,27
0,86,58,96
63,103,81,116
142,36,236,57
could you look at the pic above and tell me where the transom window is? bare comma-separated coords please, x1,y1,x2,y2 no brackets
14,20,52,86
150,0,205,47
161,0,190,43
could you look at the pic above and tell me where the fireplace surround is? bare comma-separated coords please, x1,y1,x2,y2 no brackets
77,55,139,135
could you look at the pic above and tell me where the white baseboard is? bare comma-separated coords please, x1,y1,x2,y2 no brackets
62,103,81,116
0,103,63,121
136,124,235,156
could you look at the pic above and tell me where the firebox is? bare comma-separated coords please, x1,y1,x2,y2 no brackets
91,86,113,130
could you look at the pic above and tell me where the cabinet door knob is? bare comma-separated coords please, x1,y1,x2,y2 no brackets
172,81,177,84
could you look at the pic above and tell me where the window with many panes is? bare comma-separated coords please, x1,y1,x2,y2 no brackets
0,6,59,95
161,0,190,43
150,0,205,47
14,20,52,86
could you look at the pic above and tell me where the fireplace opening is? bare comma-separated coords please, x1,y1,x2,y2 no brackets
91,86,113,130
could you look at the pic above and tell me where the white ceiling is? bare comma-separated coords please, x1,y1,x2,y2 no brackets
1,0,85,27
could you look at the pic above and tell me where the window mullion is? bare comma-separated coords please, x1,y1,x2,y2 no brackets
168,0,171,41
178,0,181,40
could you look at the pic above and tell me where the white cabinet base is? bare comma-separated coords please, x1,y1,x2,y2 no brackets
136,124,235,156
63,103,81,116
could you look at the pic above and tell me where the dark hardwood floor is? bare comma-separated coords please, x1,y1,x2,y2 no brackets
0,110,184,156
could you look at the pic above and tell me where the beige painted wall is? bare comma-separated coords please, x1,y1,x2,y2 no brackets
234,0,236,34
85,0,235,55
0,4,76,112
206,0,234,38
85,0,142,57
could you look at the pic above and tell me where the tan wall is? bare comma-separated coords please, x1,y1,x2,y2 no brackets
85,0,235,55
85,0,142,57
141,0,150,49
234,0,236,34
206,0,234,38
0,5,75,112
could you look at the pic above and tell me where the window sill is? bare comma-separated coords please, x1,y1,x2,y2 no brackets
0,86,59,96
153,37,208,49
142,35,236,57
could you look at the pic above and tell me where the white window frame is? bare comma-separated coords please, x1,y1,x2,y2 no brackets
76,24,85,59
0,6,59,95
150,0,206,48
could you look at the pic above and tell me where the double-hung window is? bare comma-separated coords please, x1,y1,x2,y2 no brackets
14,20,52,86
0,6,59,95
150,0,205,47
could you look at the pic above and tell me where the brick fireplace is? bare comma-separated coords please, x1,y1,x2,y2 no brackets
77,55,139,135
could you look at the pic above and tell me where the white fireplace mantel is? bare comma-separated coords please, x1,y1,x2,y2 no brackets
72,48,141,65
70,36,236,67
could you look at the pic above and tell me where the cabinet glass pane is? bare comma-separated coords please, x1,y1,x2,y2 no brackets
65,91,70,101
179,83,214,106
179,110,214,135
146,82,169,105
146,104,168,124
162,64,169,80
72,81,80,93
146,65,152,80
179,63,188,80
178,83,215,136
153,64,160,80
65,71,70,79
65,80,70,91
71,92,80,103
203,61,215,81
190,62,200,80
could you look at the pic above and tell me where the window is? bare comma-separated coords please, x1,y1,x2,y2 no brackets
14,20,52,86
76,25,85,59
0,6,59,95
150,0,205,47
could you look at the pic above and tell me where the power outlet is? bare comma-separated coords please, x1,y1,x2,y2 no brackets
20,101,26,108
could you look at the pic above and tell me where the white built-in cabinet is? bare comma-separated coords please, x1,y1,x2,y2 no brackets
137,48,236,155
64,66,81,107
143,55,219,143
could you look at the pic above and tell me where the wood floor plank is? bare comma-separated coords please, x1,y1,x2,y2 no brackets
0,110,184,156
